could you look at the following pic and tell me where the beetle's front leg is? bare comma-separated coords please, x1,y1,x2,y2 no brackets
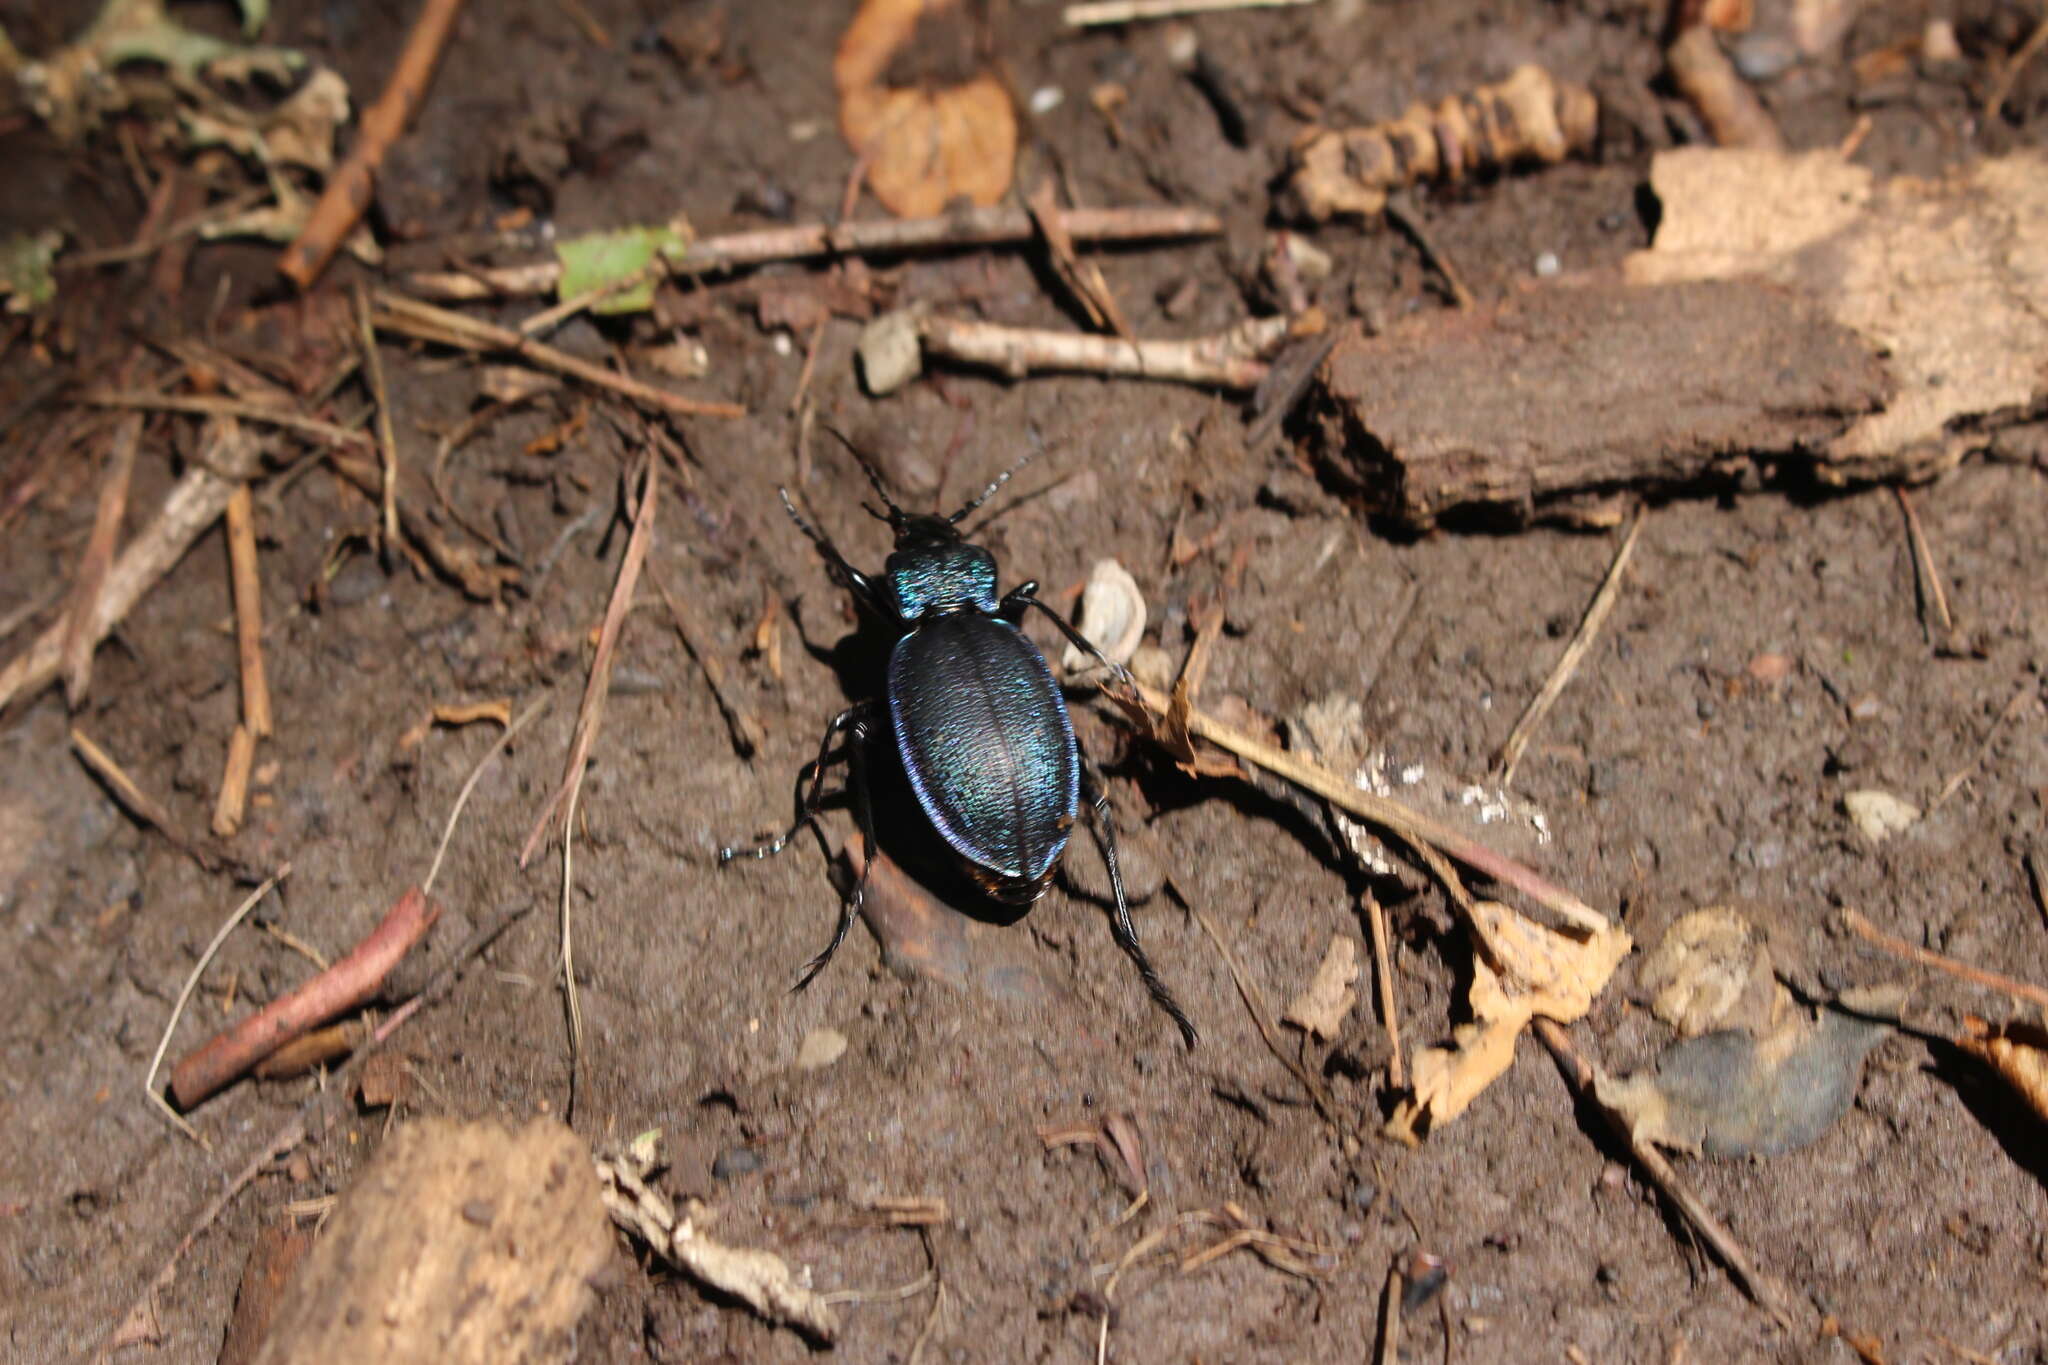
1000,581,1140,696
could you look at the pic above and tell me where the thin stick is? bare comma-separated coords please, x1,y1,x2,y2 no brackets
518,456,659,866
169,885,441,1108
424,690,555,897
1362,892,1405,1090
101,1112,308,1355
280,0,469,287
1375,1261,1403,1365
921,313,1291,389
1533,1016,1796,1328
356,285,404,566
75,390,374,451
62,411,142,706
1668,23,1784,150
1128,680,1607,933
210,723,257,837
1931,684,2032,811
71,727,221,872
1188,904,1341,1128
372,291,745,419
1065,0,1318,24
1984,6,2048,123
223,483,273,735
1841,906,2048,1014
1895,487,1953,641
142,869,289,1142
60,186,272,269
1495,512,1645,785
405,204,1226,300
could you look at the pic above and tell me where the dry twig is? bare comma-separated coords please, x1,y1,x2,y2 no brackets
1984,7,2048,123
1065,0,1317,22
223,483,273,736
1126,681,1606,933
1895,486,1954,642
595,1136,837,1343
406,204,1224,300
280,0,469,287
356,285,405,564
71,727,225,872
1494,511,1645,785
1842,906,2048,1014
169,885,442,1108
1931,684,2032,811
372,291,744,418
2,418,260,715
1363,892,1405,1089
61,411,142,706
1534,1017,1797,1328
922,313,1292,388
210,723,256,837
1667,24,1785,150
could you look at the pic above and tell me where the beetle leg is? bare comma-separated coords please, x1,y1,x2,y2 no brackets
1004,586,1140,698
1080,762,1199,1048
796,711,878,990
719,703,866,865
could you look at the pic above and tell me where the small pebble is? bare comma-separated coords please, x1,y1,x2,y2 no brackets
796,1027,847,1070
1029,85,1064,115
1533,251,1561,278
1731,34,1799,82
711,1147,761,1180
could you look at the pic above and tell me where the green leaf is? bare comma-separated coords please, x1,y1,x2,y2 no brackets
1,230,62,314
554,225,690,316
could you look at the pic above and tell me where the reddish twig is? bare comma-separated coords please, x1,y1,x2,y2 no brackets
169,886,442,1108
279,0,470,287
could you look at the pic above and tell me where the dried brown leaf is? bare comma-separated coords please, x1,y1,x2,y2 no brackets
1957,1016,2048,1124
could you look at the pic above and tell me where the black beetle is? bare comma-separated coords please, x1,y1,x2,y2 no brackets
720,447,1197,1046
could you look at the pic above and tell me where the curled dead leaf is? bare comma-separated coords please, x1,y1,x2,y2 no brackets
1958,1015,2048,1124
1387,905,1630,1141
835,0,1017,218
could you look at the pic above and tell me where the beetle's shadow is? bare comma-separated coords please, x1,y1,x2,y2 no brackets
787,606,1032,928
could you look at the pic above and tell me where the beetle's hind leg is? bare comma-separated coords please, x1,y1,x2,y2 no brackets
795,709,879,991
1080,762,1198,1048
719,703,867,865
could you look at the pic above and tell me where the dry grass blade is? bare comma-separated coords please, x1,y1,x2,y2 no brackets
1363,892,1406,1089
1895,486,1954,641
75,390,373,450
1188,904,1341,1128
518,457,658,867
356,284,404,565
142,868,290,1142
1495,511,1644,785
71,727,225,872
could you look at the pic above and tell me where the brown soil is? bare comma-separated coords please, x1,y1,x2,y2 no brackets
2,1,2046,1361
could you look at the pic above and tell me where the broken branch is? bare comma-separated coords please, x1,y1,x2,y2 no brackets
404,203,1224,301
169,886,442,1108
279,0,468,287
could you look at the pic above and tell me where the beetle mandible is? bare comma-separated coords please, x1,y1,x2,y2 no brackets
719,444,1197,1047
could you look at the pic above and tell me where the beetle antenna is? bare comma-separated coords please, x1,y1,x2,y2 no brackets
821,423,906,528
946,440,1037,525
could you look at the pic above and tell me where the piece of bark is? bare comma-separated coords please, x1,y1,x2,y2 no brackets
219,1223,315,1365
1305,279,1890,529
252,1117,611,1365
